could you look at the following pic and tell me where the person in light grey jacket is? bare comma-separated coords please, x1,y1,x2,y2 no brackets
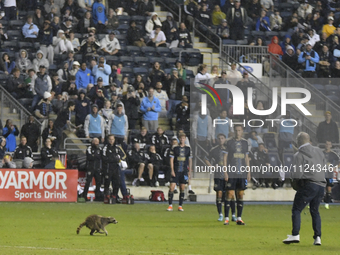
283,132,326,246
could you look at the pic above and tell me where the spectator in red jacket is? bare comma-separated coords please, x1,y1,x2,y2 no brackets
268,36,283,56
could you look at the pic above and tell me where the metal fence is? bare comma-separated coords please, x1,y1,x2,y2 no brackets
268,53,340,126
0,85,43,147
223,45,269,64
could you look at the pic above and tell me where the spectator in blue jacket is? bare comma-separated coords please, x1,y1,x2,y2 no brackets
22,15,39,43
76,62,94,90
2,119,19,152
0,53,15,75
92,56,111,87
140,87,162,131
256,10,270,31
298,42,320,78
280,34,295,55
92,0,107,33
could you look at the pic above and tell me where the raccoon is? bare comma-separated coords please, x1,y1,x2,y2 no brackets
76,214,118,235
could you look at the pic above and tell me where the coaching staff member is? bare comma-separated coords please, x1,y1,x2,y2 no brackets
83,137,103,201
102,134,126,203
283,132,326,245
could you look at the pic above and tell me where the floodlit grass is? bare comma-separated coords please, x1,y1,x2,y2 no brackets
0,202,339,255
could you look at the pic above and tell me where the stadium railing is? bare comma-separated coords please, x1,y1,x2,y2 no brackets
193,142,213,193
0,85,43,148
157,0,223,60
268,53,340,125
223,45,268,64
218,56,318,143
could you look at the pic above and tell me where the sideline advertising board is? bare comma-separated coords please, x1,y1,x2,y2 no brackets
0,169,78,202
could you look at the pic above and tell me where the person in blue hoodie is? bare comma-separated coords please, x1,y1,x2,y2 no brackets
92,0,107,33
140,87,162,131
280,34,295,55
256,10,270,31
298,42,320,78
76,62,94,90
2,119,19,152
84,104,106,143
92,56,111,87
108,104,129,146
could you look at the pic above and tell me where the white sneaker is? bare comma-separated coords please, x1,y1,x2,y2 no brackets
140,177,145,182
132,178,138,186
165,182,170,187
155,181,159,187
313,236,321,246
283,235,300,244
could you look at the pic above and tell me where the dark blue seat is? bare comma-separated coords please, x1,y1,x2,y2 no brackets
156,47,172,57
118,15,131,25
141,46,157,57
134,56,150,68
126,46,142,56
120,56,135,67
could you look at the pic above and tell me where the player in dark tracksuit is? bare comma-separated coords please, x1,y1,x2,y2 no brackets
102,134,127,203
167,133,192,212
322,140,338,209
13,136,33,160
205,133,228,222
224,125,250,226
83,138,102,201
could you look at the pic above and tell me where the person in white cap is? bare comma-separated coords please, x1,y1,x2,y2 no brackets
298,41,319,78
322,16,335,38
53,29,74,54
35,92,53,120
70,61,80,76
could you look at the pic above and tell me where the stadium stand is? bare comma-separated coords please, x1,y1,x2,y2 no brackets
1,0,339,203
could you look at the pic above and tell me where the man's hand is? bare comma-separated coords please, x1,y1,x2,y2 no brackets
247,172,251,183
171,170,176,177
147,107,151,111
151,105,155,110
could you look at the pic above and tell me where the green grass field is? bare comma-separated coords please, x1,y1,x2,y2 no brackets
0,202,339,255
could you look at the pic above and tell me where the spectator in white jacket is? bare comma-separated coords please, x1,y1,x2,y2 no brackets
297,1,314,19
227,63,242,84
307,29,320,47
194,64,211,87
100,32,121,55
53,30,74,54
145,12,162,35
32,50,50,73
154,82,169,115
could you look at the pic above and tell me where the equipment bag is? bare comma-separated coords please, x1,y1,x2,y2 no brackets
149,190,166,202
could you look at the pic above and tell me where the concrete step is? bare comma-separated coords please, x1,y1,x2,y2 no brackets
126,185,296,201
196,188,296,202
193,42,208,48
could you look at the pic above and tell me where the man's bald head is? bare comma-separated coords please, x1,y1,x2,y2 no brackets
297,132,310,147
